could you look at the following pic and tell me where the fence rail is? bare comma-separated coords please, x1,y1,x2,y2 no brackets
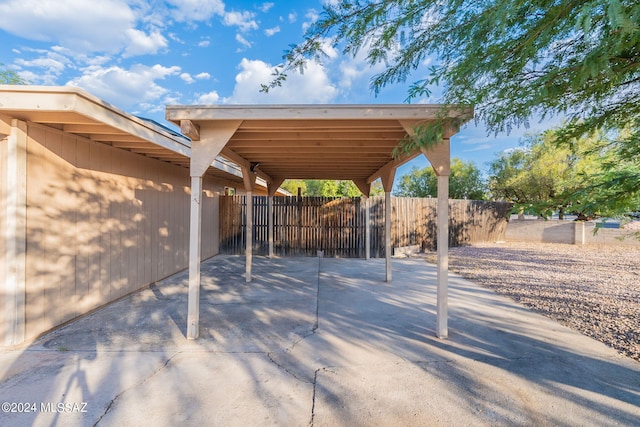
219,196,511,257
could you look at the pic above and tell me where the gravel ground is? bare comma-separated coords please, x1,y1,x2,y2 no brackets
425,242,640,362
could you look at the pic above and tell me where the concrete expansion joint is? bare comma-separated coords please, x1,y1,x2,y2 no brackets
91,350,183,426
265,351,312,384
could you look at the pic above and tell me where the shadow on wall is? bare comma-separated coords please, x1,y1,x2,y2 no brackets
8,123,198,346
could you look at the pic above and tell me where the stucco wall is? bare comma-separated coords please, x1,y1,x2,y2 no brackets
506,219,640,246
11,123,220,342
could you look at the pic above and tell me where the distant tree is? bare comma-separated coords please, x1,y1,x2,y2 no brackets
395,158,486,200
0,63,27,84
488,128,640,219
281,179,383,197
280,179,307,195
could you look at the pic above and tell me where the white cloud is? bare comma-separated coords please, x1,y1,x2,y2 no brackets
180,72,195,84
223,11,259,32
0,0,135,54
265,26,280,37
198,39,211,47
15,57,66,74
226,58,337,104
123,29,168,57
287,12,297,23
67,63,181,109
235,34,252,49
195,91,221,104
195,72,211,80
259,3,274,13
302,9,319,31
167,0,225,22
13,51,71,84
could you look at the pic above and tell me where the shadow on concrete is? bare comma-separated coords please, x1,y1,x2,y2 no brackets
0,255,638,426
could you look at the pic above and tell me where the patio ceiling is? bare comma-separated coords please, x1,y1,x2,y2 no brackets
166,104,474,187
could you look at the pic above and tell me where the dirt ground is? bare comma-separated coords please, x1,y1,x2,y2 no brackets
424,242,640,362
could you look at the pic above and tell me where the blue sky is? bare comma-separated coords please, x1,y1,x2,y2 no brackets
0,0,559,178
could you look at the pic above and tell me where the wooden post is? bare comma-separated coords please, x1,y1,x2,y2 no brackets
385,191,392,281
4,120,27,346
365,197,371,260
436,175,449,339
246,191,253,282
268,195,274,257
381,166,396,282
187,175,203,339
421,139,451,339
267,177,284,259
186,119,240,340
241,165,257,282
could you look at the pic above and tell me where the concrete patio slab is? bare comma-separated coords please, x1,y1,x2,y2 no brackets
0,255,638,426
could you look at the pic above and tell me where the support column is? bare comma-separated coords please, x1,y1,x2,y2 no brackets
380,167,396,282
185,120,240,339
268,195,274,258
241,166,257,282
267,177,284,259
187,175,203,339
385,191,392,281
436,175,449,338
353,179,372,261
365,197,371,260
421,138,451,339
246,190,253,281
4,120,27,346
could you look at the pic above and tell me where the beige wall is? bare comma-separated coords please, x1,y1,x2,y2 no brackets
2,122,221,344
0,133,8,343
506,219,640,246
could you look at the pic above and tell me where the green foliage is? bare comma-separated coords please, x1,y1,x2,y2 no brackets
280,179,384,197
0,63,28,84
268,0,640,160
395,158,486,199
488,128,640,218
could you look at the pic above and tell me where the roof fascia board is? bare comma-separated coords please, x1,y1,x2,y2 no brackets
166,104,473,123
0,85,190,157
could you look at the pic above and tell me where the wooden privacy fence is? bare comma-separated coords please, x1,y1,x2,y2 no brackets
219,196,512,257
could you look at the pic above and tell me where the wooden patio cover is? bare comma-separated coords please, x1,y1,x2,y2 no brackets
166,104,473,340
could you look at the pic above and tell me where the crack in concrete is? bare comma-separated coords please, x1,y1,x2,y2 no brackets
266,257,322,387
92,351,182,426
309,368,320,427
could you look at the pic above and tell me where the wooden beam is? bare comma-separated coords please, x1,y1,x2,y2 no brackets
352,179,371,197
421,139,451,176
166,104,449,122
221,146,273,184
0,114,10,138
268,177,285,197
366,149,422,184
191,120,241,178
181,120,200,141
230,130,407,141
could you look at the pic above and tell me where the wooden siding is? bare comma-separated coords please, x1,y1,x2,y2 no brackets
16,123,219,342
220,196,511,257
0,133,8,341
